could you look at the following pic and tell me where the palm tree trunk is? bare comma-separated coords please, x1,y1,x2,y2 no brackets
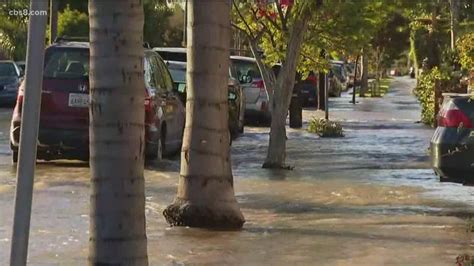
163,0,244,229
88,0,148,264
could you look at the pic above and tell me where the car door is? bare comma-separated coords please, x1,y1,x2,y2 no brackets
143,54,161,143
150,54,185,151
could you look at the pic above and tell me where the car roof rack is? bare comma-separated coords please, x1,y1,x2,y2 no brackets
54,36,89,43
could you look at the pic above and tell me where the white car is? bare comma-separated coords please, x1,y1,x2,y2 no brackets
231,56,271,125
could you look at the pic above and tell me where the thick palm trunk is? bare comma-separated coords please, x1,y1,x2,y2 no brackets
262,12,310,169
88,0,148,264
163,0,244,229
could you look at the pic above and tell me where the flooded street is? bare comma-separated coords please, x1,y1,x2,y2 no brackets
0,76,472,265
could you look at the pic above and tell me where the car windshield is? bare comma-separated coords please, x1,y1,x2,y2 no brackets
232,60,262,83
0,63,17,77
44,48,89,79
168,64,233,83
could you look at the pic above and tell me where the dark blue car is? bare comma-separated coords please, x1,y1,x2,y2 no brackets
0,60,22,106
430,93,474,185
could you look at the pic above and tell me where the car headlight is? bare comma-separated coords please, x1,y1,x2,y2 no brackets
4,83,18,91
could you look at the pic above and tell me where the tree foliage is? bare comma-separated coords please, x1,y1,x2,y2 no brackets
0,1,28,60
143,0,183,47
57,6,89,38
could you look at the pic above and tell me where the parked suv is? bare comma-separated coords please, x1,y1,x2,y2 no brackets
166,60,245,138
430,93,474,185
0,60,22,106
10,39,185,163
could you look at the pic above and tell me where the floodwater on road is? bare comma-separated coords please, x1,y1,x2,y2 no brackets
0,76,472,265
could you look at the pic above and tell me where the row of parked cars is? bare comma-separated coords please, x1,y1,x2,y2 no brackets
7,38,278,163
5,36,358,163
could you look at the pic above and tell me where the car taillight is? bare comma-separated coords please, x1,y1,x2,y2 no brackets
144,98,152,112
252,80,264,89
438,107,473,128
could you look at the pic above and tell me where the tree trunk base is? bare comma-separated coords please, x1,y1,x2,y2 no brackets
163,199,245,229
262,162,294,170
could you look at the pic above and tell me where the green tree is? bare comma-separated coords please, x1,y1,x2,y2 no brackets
370,12,410,79
56,6,89,38
143,0,183,47
232,0,389,168
88,0,148,263
0,1,29,60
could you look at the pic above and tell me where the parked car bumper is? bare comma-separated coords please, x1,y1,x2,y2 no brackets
430,127,474,184
245,99,270,119
11,124,159,160
0,91,18,105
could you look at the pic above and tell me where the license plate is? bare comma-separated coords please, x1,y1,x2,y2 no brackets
68,93,89,108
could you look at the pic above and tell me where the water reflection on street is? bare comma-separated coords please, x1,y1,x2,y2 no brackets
0,77,472,265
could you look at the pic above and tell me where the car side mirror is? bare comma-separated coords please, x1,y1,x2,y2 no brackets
19,69,24,78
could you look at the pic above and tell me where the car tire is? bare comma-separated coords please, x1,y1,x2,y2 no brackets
238,120,244,134
147,133,164,161
156,136,163,161
12,150,18,164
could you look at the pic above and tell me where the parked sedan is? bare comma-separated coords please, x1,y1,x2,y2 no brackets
10,38,185,163
430,93,474,185
231,56,271,125
330,61,349,92
0,60,22,106
166,60,245,138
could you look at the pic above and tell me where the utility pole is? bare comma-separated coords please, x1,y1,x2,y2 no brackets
352,55,359,104
10,0,48,265
450,0,459,50
325,70,329,120
318,49,326,111
49,0,58,43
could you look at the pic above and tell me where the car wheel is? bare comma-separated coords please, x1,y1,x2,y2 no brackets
238,124,244,134
147,133,165,161
12,150,18,164
155,136,163,161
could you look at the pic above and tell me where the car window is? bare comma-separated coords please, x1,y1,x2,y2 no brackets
168,65,186,83
156,51,186,62
44,48,89,79
154,55,174,92
0,63,17,77
232,59,262,83
229,62,238,80
144,56,156,89
147,55,166,93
